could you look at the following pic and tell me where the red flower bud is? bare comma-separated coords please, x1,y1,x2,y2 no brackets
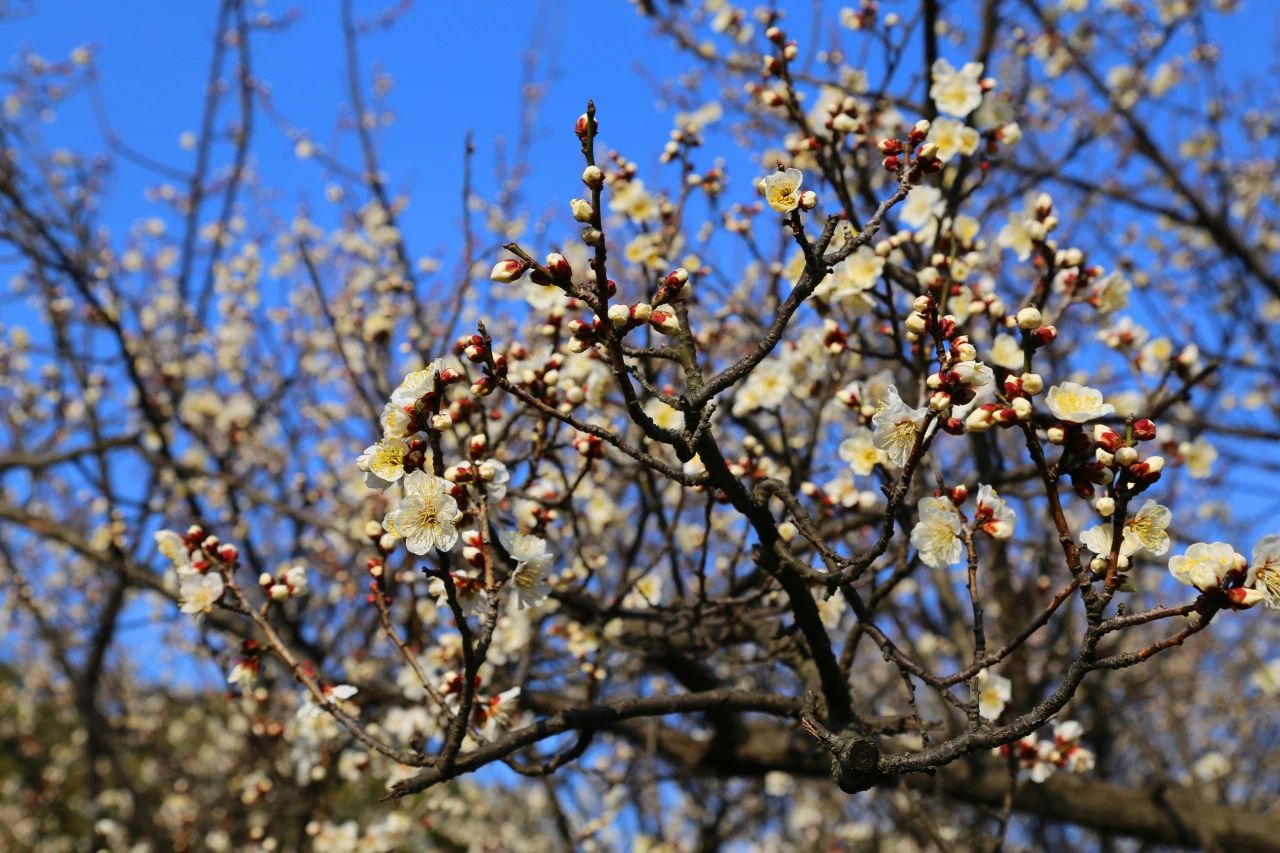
1132,418,1157,441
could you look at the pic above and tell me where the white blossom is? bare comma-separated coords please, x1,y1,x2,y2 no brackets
911,497,964,568
383,471,461,555
1045,382,1115,423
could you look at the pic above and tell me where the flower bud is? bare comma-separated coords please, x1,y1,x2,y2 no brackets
798,189,818,210
631,302,653,324
1094,496,1115,517
918,142,939,160
430,412,453,431
912,294,933,313
570,198,594,222
363,520,383,538
1046,426,1066,444
608,303,631,328
545,252,571,280
259,572,273,587
269,584,290,602
905,312,928,334
489,259,527,283
582,165,604,187
1132,418,1157,441
1093,425,1124,452
1031,325,1057,346
1016,306,1042,329
966,405,997,432
877,138,902,155
1020,373,1044,395
650,310,681,335
1228,587,1265,608
1115,446,1138,466
1010,396,1032,420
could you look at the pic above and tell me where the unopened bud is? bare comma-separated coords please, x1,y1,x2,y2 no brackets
1132,418,1157,441
570,198,594,222
650,310,680,335
608,303,631,328
546,252,571,280
489,259,527,283
1016,306,1042,329
582,165,604,187
1115,446,1138,466
1031,325,1057,346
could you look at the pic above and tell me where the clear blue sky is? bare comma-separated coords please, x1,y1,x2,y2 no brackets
3,0,722,258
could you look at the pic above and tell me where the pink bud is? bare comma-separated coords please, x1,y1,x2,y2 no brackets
489,258,527,283
650,310,681,335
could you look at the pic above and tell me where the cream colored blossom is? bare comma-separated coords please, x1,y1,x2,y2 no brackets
900,185,943,230
1080,500,1170,559
976,668,1011,720
872,386,927,467
1168,541,1243,591
910,496,964,568
1045,382,1115,423
762,168,803,213
926,117,980,162
989,334,1025,371
390,360,443,408
1247,535,1280,609
1180,436,1217,479
364,437,408,484
179,572,224,616
930,58,984,117
155,530,192,574
838,427,885,476
384,471,461,555
506,531,553,610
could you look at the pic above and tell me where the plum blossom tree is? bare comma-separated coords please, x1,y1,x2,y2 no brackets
2,0,1280,850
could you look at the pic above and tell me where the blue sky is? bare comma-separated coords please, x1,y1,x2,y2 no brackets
3,0,709,255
